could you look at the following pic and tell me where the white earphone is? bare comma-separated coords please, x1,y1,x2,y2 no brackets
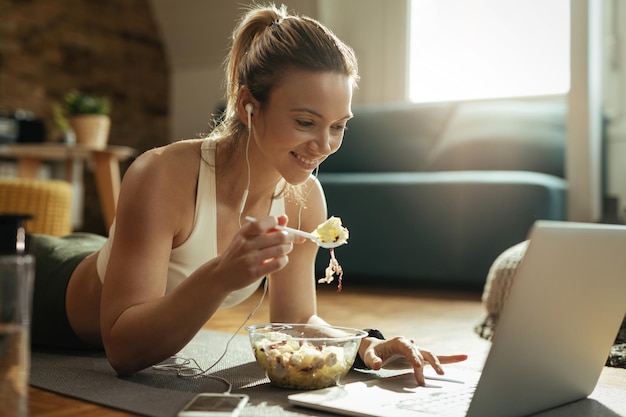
239,103,254,219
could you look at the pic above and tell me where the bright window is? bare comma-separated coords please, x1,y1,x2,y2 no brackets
408,0,570,103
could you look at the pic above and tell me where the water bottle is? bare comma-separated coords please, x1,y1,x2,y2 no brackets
0,214,35,417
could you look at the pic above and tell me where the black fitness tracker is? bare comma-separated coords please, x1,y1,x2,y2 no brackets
353,328,385,369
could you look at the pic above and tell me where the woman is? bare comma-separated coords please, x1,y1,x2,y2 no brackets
31,4,467,384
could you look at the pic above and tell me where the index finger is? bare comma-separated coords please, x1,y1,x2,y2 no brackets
436,354,468,364
412,352,468,386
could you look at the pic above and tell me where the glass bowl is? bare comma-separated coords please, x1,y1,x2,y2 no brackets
246,323,367,390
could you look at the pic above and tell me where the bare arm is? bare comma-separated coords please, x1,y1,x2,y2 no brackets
100,143,295,375
267,176,329,325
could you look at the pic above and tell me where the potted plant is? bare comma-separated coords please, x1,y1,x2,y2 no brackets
60,89,112,149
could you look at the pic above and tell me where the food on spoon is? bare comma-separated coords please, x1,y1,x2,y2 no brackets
314,216,348,291
312,216,349,245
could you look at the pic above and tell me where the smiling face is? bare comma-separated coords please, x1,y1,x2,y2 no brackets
251,70,354,185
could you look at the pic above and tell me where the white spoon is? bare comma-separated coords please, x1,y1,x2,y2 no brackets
244,216,346,249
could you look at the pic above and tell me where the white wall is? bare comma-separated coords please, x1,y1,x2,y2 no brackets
567,0,604,222
170,66,224,141
149,0,240,140
149,0,319,141
318,0,408,104
602,0,626,221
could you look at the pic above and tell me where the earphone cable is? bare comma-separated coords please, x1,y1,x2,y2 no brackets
152,277,268,393
238,107,253,227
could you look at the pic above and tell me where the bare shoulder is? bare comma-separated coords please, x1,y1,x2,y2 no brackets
126,139,203,180
116,139,204,237
122,140,203,196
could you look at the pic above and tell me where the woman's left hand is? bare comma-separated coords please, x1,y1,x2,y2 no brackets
358,336,468,386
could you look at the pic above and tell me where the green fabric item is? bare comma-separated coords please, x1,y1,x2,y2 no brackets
29,233,106,349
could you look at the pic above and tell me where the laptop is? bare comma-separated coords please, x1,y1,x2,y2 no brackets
288,220,626,417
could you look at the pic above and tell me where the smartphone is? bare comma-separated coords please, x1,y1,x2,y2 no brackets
177,393,249,417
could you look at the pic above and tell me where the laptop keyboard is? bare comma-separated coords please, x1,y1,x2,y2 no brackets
394,385,476,416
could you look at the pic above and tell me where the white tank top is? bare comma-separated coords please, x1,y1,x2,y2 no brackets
96,138,285,308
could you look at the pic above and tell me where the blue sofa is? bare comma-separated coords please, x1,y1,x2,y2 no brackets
314,96,568,288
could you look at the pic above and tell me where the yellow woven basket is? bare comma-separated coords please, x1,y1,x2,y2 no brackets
0,178,73,237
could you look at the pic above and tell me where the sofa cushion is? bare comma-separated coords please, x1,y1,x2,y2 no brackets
317,170,567,285
426,97,566,177
320,102,454,173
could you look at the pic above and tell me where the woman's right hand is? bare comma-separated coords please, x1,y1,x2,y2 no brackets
215,214,297,292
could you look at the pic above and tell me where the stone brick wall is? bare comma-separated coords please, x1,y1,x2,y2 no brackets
0,0,169,234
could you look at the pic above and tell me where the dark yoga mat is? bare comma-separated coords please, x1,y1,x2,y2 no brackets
30,329,626,417
29,329,391,417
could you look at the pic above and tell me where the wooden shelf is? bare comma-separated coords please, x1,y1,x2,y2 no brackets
0,143,137,230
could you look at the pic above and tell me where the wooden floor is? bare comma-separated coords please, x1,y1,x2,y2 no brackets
28,283,626,416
